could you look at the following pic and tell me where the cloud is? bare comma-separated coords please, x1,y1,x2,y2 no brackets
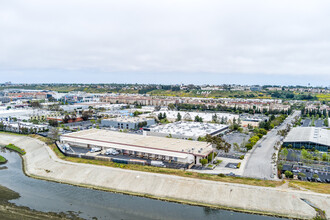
0,0,330,84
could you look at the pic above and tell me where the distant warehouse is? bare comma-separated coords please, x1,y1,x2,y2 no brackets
283,127,330,152
145,121,228,140
101,117,155,130
60,129,213,165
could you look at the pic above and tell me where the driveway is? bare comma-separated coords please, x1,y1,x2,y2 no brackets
243,111,301,180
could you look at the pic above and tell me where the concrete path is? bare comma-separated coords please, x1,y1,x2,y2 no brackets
1,133,329,219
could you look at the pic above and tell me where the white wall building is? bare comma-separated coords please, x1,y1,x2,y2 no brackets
146,121,228,140
150,111,239,124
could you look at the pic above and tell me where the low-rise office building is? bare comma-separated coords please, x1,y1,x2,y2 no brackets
60,129,213,165
145,121,228,140
101,117,155,130
283,127,330,152
0,121,48,133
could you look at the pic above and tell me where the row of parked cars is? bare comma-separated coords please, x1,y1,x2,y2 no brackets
90,147,120,155
291,165,330,183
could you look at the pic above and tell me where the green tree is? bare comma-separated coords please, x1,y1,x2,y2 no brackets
212,114,218,123
284,170,293,178
200,158,208,166
194,115,203,122
233,143,240,152
176,112,182,121
245,143,253,151
281,148,289,161
48,127,59,140
205,135,231,153
301,149,312,160
168,103,175,110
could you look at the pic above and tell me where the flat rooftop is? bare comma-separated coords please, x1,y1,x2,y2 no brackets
149,121,228,137
284,127,330,147
61,129,212,156
102,117,152,123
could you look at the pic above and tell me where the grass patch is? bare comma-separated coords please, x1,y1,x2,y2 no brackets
0,155,7,164
29,135,283,188
288,180,330,194
4,144,26,155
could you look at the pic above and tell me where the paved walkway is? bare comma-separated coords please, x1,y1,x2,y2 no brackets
1,133,329,219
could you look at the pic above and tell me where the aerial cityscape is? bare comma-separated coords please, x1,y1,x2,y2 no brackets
1,1,330,220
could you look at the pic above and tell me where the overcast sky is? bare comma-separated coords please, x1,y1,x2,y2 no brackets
1,0,330,86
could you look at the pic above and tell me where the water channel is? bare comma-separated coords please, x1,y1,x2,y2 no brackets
0,149,286,220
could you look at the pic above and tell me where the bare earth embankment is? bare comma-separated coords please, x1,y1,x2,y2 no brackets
0,133,329,219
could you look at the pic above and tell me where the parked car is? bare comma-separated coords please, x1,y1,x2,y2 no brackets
150,161,166,167
105,148,119,156
90,147,101,153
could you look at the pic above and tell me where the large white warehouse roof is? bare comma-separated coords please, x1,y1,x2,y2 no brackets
61,129,213,157
284,127,330,147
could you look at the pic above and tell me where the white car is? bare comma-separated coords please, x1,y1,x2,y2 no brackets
90,147,102,153
105,148,119,155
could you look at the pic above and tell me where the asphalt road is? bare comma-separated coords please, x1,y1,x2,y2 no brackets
243,111,301,180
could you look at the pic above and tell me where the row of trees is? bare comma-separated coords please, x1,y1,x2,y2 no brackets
301,107,329,118
259,114,287,130
280,147,329,162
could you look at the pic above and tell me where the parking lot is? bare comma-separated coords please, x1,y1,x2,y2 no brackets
283,164,330,183
69,146,188,169
301,119,310,127
315,119,324,127
301,119,324,127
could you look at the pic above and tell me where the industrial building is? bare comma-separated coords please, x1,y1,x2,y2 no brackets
101,117,155,130
60,129,213,164
145,121,228,140
0,109,60,121
283,127,330,151
0,121,48,133
150,111,239,123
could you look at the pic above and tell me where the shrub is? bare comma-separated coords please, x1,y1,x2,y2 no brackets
259,128,267,135
284,170,293,178
239,155,245,160
207,152,217,162
236,162,241,168
217,173,226,177
200,158,208,166
0,155,7,164
214,159,222,165
249,135,260,146
245,143,253,151
313,174,319,179
4,144,26,155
